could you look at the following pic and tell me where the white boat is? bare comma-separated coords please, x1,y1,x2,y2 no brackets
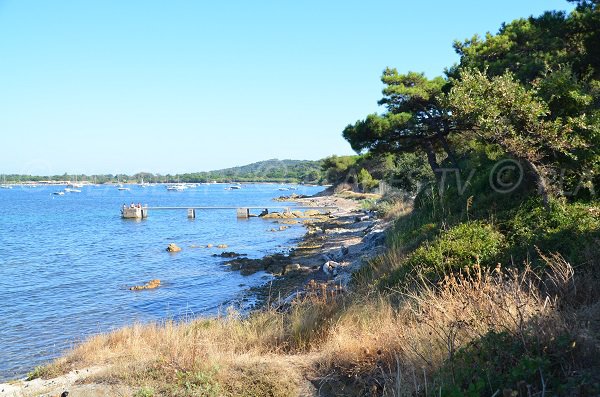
117,184,130,191
52,191,64,196
229,185,241,190
67,175,84,188
64,188,82,193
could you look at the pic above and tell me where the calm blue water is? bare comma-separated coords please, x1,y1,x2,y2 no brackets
0,183,323,381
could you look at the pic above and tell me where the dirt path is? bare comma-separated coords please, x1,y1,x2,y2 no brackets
0,367,132,397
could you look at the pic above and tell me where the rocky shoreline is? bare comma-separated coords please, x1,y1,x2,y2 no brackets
0,191,391,397
244,193,391,309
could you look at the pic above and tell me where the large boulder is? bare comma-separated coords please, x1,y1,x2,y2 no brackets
321,260,339,276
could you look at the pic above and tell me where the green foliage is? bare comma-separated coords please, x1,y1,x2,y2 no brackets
405,221,504,279
357,168,378,192
178,159,324,183
436,330,595,396
26,365,49,381
448,69,577,163
134,387,156,397
2,159,325,184
171,367,222,397
387,151,434,193
342,69,454,176
448,3,600,197
504,198,600,266
320,155,360,184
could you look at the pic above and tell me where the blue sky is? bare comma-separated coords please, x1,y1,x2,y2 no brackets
0,1,573,175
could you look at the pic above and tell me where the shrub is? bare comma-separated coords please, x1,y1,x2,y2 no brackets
505,199,600,266
399,221,505,282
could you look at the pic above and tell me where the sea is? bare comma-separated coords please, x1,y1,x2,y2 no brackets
0,183,324,381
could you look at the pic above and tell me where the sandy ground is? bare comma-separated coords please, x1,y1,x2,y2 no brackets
0,367,132,397
0,193,391,397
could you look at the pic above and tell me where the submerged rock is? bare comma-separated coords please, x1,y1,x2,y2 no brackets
273,193,309,201
130,279,161,291
217,244,228,249
166,243,182,252
224,253,292,276
212,251,247,258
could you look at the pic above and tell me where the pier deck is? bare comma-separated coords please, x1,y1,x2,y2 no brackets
121,205,338,219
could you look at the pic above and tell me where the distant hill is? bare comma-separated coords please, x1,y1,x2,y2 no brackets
175,159,323,183
4,159,325,184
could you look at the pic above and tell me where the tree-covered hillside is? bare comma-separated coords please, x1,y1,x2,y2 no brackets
1,158,325,184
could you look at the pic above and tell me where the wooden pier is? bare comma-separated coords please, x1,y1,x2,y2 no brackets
121,205,338,219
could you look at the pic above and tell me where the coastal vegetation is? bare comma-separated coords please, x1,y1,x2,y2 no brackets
25,1,600,396
2,159,326,185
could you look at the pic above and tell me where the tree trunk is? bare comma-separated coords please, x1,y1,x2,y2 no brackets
438,134,460,170
522,158,551,210
423,140,441,180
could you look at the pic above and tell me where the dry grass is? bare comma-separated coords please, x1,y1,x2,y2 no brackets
37,247,598,396
336,190,382,201
314,248,600,395
41,293,342,395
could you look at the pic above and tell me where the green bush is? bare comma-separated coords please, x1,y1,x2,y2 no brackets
357,168,378,192
435,330,597,396
399,221,505,282
505,199,600,267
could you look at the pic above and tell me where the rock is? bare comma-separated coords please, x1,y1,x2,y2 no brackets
364,230,386,246
284,263,301,273
217,244,228,249
355,215,370,222
291,210,304,218
321,260,339,276
225,257,264,276
304,209,321,217
273,193,309,201
213,251,247,258
130,279,161,291
206,244,213,248
261,212,282,219
279,225,288,231
224,253,291,276
166,243,182,252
